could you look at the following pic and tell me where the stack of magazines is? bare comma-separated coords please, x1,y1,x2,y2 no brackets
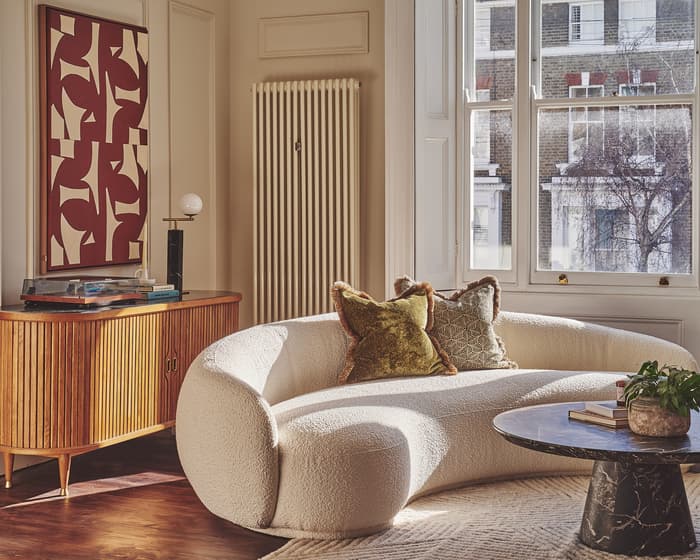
569,401,629,428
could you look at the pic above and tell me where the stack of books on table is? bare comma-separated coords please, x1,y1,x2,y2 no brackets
137,284,179,300
116,280,179,300
568,401,629,428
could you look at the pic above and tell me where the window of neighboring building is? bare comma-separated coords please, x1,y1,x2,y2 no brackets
619,0,657,43
620,82,656,97
569,2,604,45
568,85,604,161
595,208,625,250
619,82,657,161
475,6,490,51
473,89,492,163
473,206,489,246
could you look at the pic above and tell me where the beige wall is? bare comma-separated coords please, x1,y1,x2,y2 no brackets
229,0,385,327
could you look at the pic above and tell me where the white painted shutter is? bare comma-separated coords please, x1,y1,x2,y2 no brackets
414,0,456,290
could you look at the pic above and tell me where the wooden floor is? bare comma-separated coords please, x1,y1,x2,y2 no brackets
0,432,287,560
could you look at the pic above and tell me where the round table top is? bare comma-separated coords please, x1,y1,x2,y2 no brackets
493,401,700,464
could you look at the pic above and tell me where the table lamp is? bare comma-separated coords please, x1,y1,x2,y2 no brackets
163,193,203,293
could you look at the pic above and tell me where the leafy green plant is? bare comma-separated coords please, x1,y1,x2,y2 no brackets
624,360,700,416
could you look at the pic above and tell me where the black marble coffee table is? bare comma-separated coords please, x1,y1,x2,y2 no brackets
493,401,700,556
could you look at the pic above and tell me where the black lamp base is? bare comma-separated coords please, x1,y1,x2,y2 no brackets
167,229,184,293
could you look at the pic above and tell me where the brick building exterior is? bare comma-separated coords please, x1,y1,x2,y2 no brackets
472,0,693,274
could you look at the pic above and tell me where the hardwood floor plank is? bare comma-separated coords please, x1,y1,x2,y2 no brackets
0,432,287,560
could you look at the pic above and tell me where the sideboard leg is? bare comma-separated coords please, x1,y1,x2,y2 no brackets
58,454,71,497
3,453,14,489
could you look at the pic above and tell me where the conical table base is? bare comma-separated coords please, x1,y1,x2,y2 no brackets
580,461,696,556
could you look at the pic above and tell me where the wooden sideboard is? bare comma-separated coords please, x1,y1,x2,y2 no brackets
0,291,241,495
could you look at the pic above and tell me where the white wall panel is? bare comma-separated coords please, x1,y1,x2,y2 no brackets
417,137,452,287
424,0,448,118
169,1,217,290
258,11,369,58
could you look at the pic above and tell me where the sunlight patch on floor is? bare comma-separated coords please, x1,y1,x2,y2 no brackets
2,471,185,509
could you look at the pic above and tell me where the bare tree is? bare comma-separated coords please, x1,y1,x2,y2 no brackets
560,20,693,273
566,114,691,273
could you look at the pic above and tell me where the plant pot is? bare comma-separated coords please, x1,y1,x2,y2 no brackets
628,397,691,437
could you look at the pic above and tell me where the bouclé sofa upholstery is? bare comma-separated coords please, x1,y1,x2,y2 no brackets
176,311,697,539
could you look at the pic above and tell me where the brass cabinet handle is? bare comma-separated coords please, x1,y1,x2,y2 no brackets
166,358,171,372
172,357,178,372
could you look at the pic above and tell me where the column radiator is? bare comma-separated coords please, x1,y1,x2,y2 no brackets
252,78,361,324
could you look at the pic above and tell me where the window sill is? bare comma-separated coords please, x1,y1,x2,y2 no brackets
497,281,700,299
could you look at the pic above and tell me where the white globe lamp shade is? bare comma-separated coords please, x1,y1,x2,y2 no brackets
180,193,203,217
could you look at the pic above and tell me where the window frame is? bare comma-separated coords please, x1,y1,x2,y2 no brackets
458,0,699,290
461,0,517,281
568,84,605,162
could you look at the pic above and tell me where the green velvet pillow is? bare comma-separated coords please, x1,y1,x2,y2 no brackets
332,281,456,384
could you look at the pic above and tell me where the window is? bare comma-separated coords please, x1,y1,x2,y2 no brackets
473,89,491,163
454,0,697,286
619,83,657,161
474,6,490,51
473,206,489,246
465,0,515,272
620,0,656,43
569,2,604,45
620,83,656,97
595,209,625,250
568,85,604,161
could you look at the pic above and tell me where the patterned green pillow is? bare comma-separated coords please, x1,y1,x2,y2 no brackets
394,275,517,371
332,281,457,384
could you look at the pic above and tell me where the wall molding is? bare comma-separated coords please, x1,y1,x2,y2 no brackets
258,11,369,59
426,0,449,119
384,0,415,297
168,0,218,287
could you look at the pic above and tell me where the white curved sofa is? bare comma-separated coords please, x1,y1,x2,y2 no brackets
176,311,697,539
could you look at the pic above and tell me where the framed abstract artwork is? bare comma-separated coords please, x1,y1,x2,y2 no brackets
38,5,148,272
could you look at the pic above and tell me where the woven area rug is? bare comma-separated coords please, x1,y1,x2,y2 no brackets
261,473,700,560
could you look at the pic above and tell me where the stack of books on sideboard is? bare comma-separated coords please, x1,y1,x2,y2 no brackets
117,280,179,300
569,401,629,428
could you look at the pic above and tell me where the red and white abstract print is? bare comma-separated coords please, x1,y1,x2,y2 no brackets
41,7,148,270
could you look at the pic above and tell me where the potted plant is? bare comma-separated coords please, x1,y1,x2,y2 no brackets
623,360,700,437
